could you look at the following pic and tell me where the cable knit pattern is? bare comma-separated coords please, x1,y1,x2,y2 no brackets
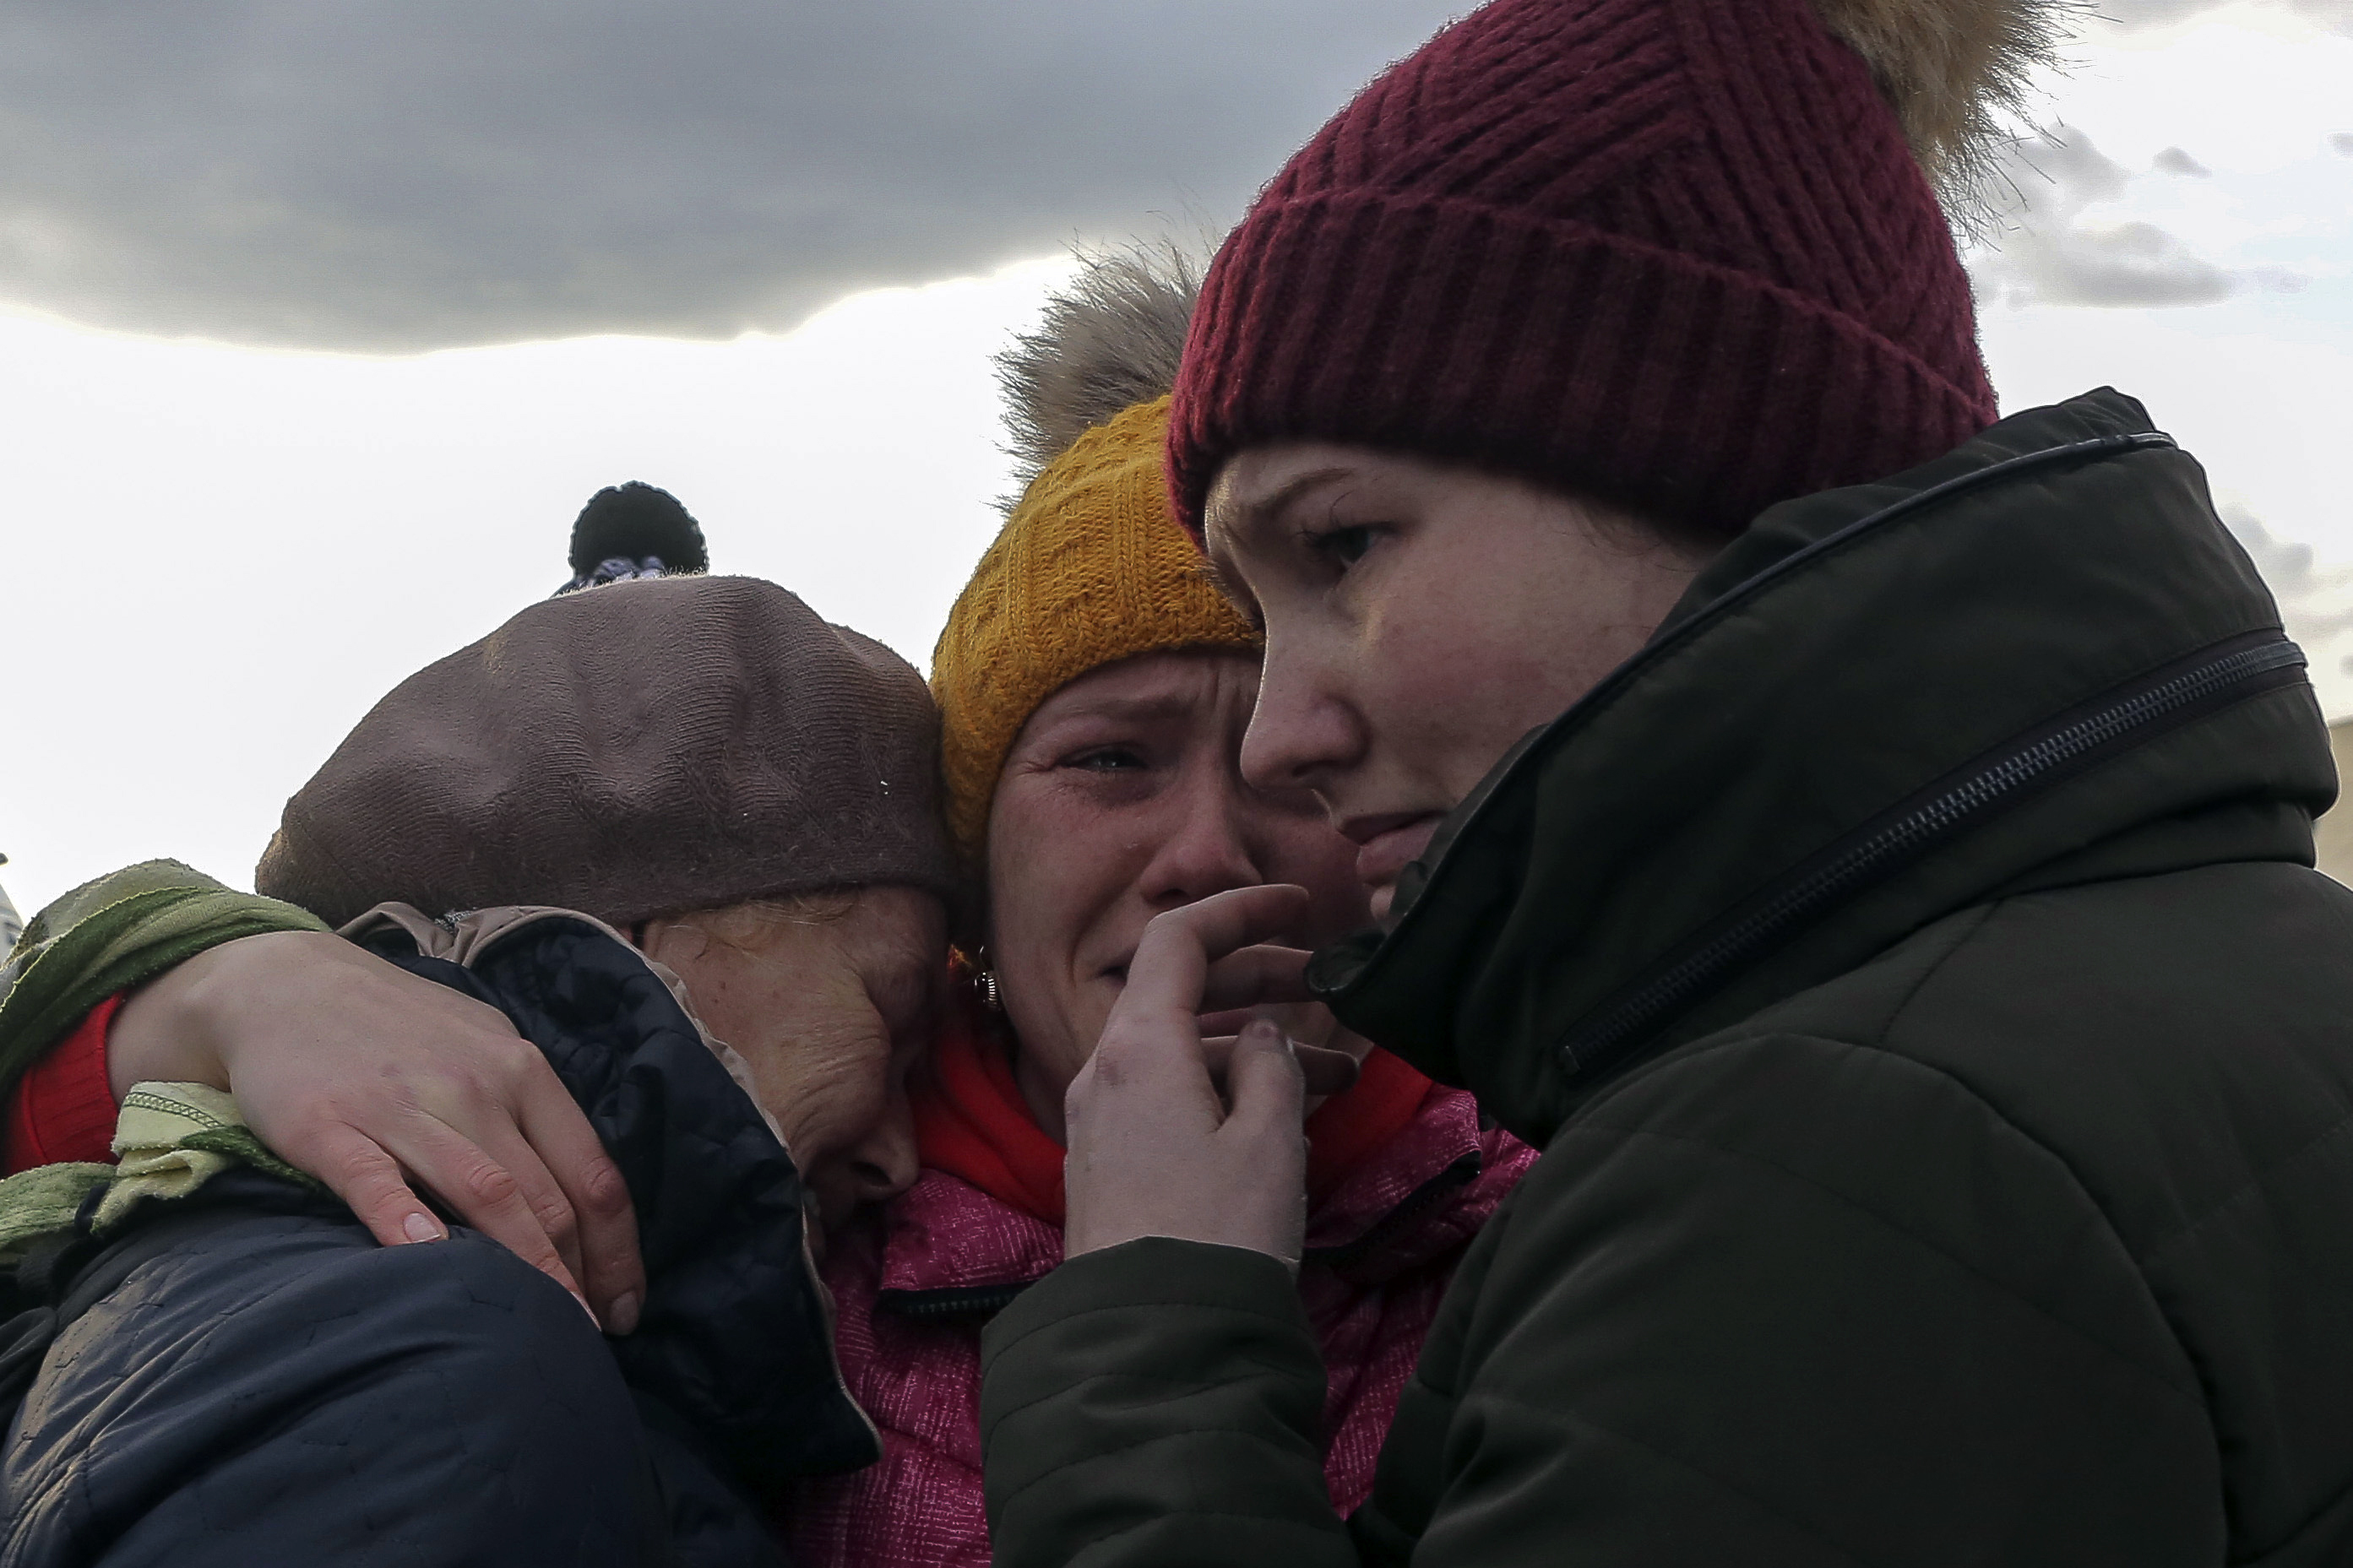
931,395,1257,857
1168,0,1996,538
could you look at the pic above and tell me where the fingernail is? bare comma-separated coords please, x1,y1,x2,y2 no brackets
607,1291,642,1337
1245,1018,1282,1042
402,1211,447,1244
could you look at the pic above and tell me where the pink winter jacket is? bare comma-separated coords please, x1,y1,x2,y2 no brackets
785,1046,1535,1568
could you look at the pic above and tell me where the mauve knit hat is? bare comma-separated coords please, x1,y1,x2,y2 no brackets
1170,0,2061,538
257,575,959,930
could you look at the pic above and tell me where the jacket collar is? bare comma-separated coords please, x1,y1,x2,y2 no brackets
1312,390,2334,1147
878,1077,1515,1299
909,990,1439,1229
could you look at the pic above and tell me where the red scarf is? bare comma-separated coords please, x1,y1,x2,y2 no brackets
911,997,1434,1226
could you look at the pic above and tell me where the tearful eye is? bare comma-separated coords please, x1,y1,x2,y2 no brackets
1068,746,1147,773
1307,524,1377,568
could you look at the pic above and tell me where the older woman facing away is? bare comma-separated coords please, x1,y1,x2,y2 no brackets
0,566,957,1565
0,259,1534,1564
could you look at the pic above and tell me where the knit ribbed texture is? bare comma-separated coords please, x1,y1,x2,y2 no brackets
1169,0,1997,538
932,396,1258,857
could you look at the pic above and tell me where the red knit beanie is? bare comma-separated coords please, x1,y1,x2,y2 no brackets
1169,0,2004,538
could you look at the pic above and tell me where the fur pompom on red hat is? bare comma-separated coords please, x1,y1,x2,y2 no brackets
1170,0,2065,539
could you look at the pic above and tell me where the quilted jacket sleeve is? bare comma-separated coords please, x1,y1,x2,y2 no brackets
2,1184,684,1568
0,861,324,1099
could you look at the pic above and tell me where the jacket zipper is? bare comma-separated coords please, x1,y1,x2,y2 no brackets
876,1281,1035,1322
1555,630,2309,1077
1301,1151,1482,1271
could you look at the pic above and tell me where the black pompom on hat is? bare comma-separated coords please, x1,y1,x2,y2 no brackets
560,481,709,594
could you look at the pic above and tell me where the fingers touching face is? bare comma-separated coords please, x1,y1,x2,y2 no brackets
982,649,1371,1136
640,887,946,1234
1204,444,1715,920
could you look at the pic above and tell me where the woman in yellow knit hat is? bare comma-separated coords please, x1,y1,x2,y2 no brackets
785,251,1536,1568
0,247,1536,1567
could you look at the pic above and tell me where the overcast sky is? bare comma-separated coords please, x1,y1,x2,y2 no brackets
3,0,2350,917
0,1,1454,350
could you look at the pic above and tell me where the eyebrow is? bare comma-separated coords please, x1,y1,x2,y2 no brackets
1204,464,1359,629
1036,692,1220,727
1218,464,1359,540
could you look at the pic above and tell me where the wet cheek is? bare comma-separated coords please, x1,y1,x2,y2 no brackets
989,788,1133,1031
988,796,1077,952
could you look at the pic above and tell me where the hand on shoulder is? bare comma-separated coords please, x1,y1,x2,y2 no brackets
111,929,641,1331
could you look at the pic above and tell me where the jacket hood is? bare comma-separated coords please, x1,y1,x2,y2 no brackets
1312,389,2334,1148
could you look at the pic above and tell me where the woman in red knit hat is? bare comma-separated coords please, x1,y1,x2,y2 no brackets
978,0,2353,1564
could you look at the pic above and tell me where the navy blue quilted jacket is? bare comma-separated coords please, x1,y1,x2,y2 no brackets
1,909,877,1567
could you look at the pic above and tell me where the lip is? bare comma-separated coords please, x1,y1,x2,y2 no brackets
1341,811,1444,891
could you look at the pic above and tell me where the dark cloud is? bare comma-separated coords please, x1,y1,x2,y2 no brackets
2332,132,2353,155
2152,146,2211,176
0,2,1454,352
1969,127,2235,307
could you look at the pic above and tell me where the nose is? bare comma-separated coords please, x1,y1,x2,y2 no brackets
1240,632,1361,796
1137,759,1265,911
840,1090,920,1204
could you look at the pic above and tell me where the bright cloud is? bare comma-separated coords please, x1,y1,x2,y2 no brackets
1964,0,2353,708
0,261,1073,914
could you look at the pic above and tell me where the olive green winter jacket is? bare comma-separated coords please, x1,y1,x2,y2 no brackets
978,391,2353,1566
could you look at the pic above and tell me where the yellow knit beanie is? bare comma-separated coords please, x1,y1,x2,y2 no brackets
932,393,1257,857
